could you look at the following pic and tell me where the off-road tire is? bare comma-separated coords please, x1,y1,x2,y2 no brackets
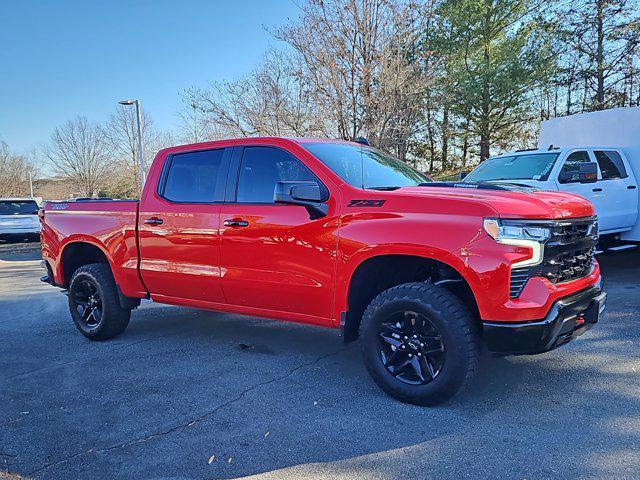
68,263,131,340
360,282,479,406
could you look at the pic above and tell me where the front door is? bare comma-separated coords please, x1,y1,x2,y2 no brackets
219,145,338,324
557,150,609,225
138,147,230,304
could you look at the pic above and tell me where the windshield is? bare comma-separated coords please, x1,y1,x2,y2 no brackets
303,142,430,189
0,200,39,215
464,153,560,182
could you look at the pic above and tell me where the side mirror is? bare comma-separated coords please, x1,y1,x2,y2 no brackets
274,181,328,219
459,171,468,180
578,162,598,183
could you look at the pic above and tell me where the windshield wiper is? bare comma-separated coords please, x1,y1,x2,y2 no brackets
366,186,402,191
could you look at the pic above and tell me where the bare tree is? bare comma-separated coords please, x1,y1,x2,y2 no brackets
564,0,640,110
104,105,168,196
46,116,112,198
0,141,38,197
185,49,326,139
177,99,212,144
275,0,434,158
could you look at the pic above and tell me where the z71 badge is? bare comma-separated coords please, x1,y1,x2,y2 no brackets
347,200,385,207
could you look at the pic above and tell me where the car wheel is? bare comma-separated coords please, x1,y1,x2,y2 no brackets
68,263,131,340
360,282,479,406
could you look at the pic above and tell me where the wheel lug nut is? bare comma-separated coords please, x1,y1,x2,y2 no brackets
412,335,417,338
417,353,422,357
420,343,424,347
408,353,413,357
403,336,408,340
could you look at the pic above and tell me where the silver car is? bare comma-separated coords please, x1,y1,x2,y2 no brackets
0,198,41,242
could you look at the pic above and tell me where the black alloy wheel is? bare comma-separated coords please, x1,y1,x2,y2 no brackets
71,279,103,329
378,311,445,385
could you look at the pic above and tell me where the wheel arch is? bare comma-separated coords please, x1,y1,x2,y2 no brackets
58,239,113,288
339,251,481,343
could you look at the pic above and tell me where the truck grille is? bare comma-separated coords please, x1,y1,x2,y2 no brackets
509,217,598,298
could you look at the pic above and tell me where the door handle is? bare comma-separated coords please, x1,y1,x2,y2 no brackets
144,217,164,226
592,188,603,192
223,219,249,227
628,185,637,190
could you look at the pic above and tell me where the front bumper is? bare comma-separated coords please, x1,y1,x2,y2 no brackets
482,285,606,355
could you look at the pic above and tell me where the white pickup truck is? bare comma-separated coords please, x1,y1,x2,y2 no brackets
463,107,640,242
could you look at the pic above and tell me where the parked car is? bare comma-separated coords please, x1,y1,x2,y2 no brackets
0,198,41,242
464,107,640,244
39,138,606,405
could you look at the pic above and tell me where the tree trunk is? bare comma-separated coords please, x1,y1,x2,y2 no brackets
480,134,490,162
441,102,449,170
596,0,605,110
425,96,436,172
461,127,469,168
479,14,491,162
566,71,573,115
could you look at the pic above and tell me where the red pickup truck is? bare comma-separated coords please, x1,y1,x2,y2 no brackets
40,137,606,405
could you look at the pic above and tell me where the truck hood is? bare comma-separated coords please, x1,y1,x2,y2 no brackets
396,183,594,219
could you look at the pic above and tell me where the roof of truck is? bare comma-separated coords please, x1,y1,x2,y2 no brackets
493,146,624,157
167,137,363,152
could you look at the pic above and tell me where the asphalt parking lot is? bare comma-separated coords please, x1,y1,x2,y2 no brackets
1,243,639,479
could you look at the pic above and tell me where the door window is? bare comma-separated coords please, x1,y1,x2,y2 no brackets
594,150,627,180
161,148,226,202
559,151,592,184
236,147,318,203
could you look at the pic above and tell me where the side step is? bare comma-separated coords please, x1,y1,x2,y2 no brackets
606,244,638,253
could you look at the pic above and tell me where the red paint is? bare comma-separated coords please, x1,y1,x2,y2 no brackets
42,137,601,329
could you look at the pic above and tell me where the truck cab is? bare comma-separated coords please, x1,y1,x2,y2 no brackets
463,147,639,236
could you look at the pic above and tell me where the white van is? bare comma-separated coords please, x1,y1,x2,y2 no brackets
463,107,640,242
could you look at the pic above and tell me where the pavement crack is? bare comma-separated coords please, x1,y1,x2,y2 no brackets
26,347,346,477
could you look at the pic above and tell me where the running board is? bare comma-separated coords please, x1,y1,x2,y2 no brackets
606,244,638,253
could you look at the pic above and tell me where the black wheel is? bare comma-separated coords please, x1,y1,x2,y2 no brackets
68,263,131,340
360,282,479,406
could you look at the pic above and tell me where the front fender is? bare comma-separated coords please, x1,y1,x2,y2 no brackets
333,212,487,323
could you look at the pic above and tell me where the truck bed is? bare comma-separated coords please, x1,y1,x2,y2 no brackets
41,199,147,297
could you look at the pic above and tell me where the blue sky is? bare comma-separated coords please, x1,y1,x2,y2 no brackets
0,0,300,153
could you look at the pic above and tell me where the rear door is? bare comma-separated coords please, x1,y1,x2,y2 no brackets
138,147,231,304
218,145,338,324
592,149,638,231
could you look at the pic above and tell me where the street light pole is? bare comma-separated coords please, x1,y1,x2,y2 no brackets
118,99,145,191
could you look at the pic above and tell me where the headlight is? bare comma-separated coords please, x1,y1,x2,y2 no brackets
483,218,551,268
